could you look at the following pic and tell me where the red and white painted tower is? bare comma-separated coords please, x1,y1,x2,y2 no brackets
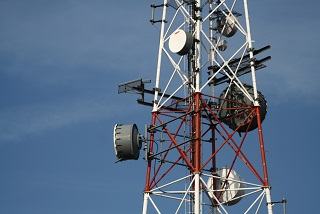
114,0,276,213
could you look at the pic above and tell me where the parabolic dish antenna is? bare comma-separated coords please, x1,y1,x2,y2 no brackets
207,168,245,206
113,124,142,161
168,29,193,55
218,14,238,37
219,84,267,132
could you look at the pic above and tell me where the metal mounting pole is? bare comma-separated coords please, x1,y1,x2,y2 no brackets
193,92,202,214
208,0,216,102
193,0,202,213
195,0,201,93
283,198,287,214
209,2,217,211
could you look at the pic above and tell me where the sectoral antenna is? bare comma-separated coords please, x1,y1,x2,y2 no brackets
207,45,271,86
118,79,151,103
118,78,184,110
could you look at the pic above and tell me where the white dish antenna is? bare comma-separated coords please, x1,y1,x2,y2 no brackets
168,29,193,55
218,14,238,37
207,168,245,206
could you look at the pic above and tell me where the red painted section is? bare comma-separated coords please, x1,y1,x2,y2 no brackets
143,94,271,195
256,106,270,186
193,92,202,173
202,100,264,184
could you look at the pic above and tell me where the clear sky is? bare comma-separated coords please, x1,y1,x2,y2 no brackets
0,0,319,213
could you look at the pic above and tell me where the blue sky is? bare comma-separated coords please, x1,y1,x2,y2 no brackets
0,0,319,213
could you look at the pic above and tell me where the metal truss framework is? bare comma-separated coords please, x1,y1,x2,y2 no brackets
142,0,274,213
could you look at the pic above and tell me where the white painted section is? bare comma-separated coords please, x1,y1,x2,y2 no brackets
243,0,259,106
194,173,201,214
153,0,168,112
142,193,149,214
195,0,201,92
265,187,274,214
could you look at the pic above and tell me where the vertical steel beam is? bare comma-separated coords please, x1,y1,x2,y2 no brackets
142,193,149,214
193,0,202,211
256,106,273,214
255,106,269,186
145,112,157,191
244,0,273,211
195,0,201,93
265,187,274,214
153,0,168,112
243,0,259,105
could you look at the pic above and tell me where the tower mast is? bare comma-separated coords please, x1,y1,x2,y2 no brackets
114,0,276,213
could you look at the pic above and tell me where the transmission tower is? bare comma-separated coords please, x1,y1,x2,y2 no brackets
113,0,277,213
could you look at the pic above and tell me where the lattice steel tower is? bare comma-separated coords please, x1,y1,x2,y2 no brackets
114,0,275,213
